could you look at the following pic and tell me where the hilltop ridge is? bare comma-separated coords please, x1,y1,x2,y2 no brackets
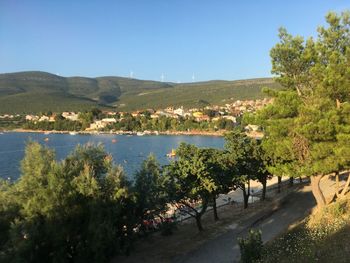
0,71,280,113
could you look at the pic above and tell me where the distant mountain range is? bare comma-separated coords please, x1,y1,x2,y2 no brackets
0,71,280,113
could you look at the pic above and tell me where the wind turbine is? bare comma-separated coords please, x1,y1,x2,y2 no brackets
129,70,134,78
192,73,195,82
161,73,165,82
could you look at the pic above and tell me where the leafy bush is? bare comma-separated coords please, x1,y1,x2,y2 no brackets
238,229,263,263
0,142,134,263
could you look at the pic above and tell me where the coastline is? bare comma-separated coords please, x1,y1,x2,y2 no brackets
7,128,227,137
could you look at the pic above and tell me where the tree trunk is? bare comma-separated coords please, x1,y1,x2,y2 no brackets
277,176,282,193
195,214,203,231
289,177,294,187
299,176,302,183
261,178,267,201
336,99,341,109
340,172,350,197
213,196,219,221
242,184,249,209
335,172,340,197
296,86,302,96
310,174,326,208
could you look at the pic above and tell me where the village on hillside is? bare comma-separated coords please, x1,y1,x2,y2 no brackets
0,98,271,136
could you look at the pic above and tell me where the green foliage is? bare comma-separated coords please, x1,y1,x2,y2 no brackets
133,155,169,229
224,130,256,177
165,143,223,230
78,111,94,130
253,11,350,189
253,90,302,177
224,130,270,205
105,113,234,133
117,78,280,111
0,115,25,130
0,142,134,263
270,28,315,96
224,130,267,187
168,143,218,199
238,229,263,263
0,91,102,114
23,119,82,131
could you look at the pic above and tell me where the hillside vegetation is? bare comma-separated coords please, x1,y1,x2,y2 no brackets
117,78,279,111
0,71,279,113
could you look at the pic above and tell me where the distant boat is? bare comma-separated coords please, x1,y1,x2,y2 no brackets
44,131,50,135
166,149,176,158
44,138,49,142
69,131,77,135
136,132,144,136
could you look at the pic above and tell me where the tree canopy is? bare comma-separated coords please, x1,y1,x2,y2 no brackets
0,142,134,262
254,11,350,208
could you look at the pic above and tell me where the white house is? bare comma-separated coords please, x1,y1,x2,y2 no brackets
38,115,50,122
174,107,185,116
62,112,79,121
25,115,39,121
222,115,237,122
101,118,117,124
88,118,116,130
245,124,260,132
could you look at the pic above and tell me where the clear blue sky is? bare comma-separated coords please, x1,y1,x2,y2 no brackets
0,1,348,82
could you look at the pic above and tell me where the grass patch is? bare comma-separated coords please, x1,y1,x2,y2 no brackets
260,197,350,263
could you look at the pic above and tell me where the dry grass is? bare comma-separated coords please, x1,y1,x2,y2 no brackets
260,194,350,263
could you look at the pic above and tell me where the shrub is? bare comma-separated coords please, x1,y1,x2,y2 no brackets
238,229,263,263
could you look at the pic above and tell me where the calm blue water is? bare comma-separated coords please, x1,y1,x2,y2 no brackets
0,132,224,180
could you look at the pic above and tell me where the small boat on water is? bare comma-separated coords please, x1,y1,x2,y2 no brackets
44,137,49,142
69,131,77,135
166,149,176,158
136,132,144,136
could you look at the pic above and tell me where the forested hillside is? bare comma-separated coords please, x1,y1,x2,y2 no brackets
0,71,279,113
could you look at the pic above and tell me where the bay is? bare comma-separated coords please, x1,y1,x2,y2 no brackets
0,132,224,180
